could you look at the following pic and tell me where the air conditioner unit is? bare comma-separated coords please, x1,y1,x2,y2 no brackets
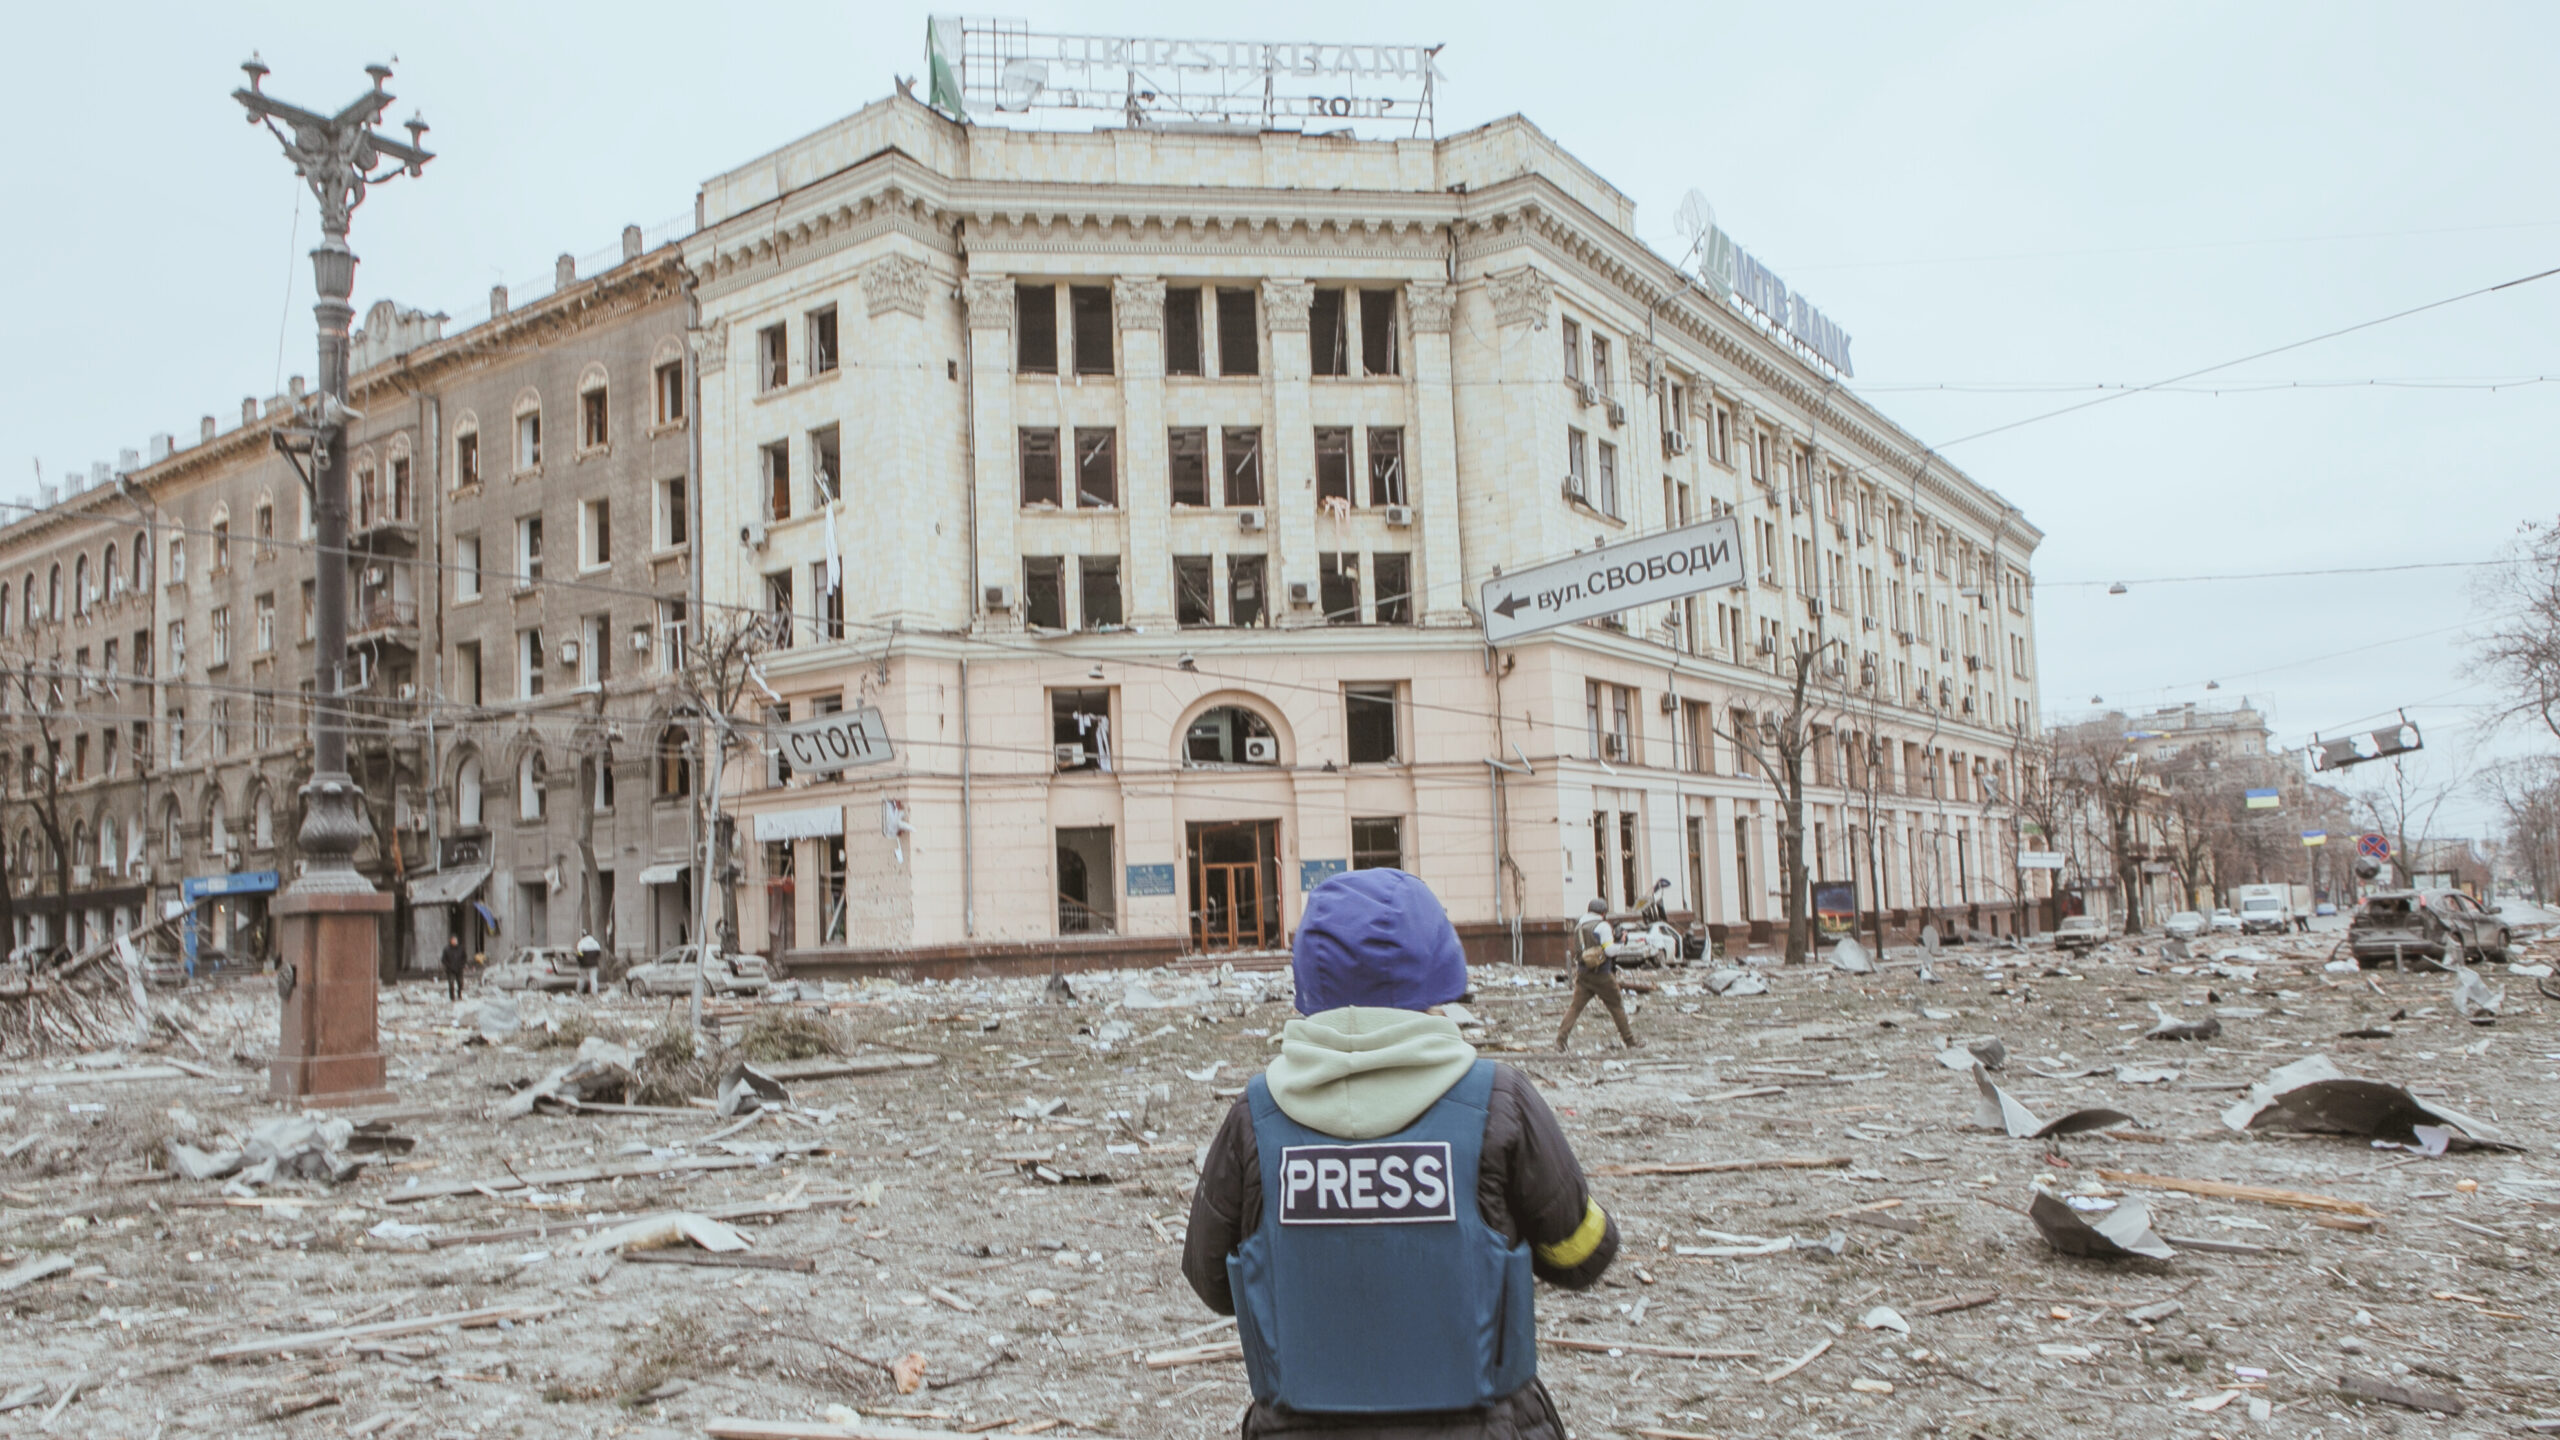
560,638,581,666
72,865,93,887
630,629,652,653
365,565,386,585
1857,528,1873,545
397,682,417,699
1861,615,1877,631
1832,522,1848,542
1658,691,1678,715
1605,400,1626,429
1562,478,1588,505
1287,581,1313,608
1939,646,1953,662
1889,548,1905,567
1895,629,1912,643
1237,510,1266,533
1053,744,1087,769
1664,430,1689,457
1965,655,1982,672
741,522,768,550
1963,696,1977,715
1827,656,1847,677
1383,504,1414,528
1806,597,1825,618
1576,380,1598,408
1601,734,1628,762
1243,736,1279,764
982,583,1014,612
1755,634,1777,656
128,862,150,884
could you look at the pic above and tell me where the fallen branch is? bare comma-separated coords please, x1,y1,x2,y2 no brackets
622,1249,815,1273
707,1423,994,1440
1915,1290,2000,1315
1589,1155,1850,1178
2095,1169,2379,1217
1144,1340,1243,1369
384,1151,824,1205
1540,1336,1761,1361
204,1304,561,1362
422,1191,861,1248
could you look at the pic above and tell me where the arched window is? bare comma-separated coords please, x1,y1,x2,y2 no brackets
1183,705,1281,767
73,555,89,616
207,789,230,853
252,789,275,849
517,750,546,821
0,582,11,638
98,817,118,875
103,543,120,599
21,575,36,629
132,531,149,591
47,564,61,621
71,821,87,878
655,727,692,797
162,799,183,860
451,755,481,829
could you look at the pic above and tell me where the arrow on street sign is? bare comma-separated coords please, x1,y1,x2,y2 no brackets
1478,515,1746,644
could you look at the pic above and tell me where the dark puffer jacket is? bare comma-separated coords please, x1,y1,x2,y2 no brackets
1182,1063,1618,1440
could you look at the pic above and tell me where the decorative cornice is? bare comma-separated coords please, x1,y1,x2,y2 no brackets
692,320,730,376
1405,280,1454,335
1260,279,1312,332
1114,276,1165,331
961,275,1015,331
861,253,931,320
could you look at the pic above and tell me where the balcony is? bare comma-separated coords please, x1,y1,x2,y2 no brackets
351,503,419,551
350,596,419,649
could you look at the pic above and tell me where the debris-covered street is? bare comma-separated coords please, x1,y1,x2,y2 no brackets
5,928,2558,1440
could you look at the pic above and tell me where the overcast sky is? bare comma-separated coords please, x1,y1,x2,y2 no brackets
6,2,2553,832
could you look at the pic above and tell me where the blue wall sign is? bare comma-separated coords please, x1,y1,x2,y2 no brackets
1125,863,1176,898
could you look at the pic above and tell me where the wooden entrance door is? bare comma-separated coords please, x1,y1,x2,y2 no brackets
1189,820,1280,951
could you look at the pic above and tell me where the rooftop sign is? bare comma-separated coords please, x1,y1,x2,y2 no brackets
929,16,1442,135
1695,225,1855,378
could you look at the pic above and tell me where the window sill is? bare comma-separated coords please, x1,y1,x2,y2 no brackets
455,593,482,607
646,419,688,440
579,563,611,577
649,543,691,561
513,465,543,483
451,481,484,500
753,367,841,405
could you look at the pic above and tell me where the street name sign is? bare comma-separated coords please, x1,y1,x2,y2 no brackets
2017,851,2066,871
774,706,896,775
1478,516,1745,644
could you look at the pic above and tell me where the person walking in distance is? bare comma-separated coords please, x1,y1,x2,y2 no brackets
1183,868,1619,1440
575,933,604,995
440,929,468,1002
1557,898,1639,1051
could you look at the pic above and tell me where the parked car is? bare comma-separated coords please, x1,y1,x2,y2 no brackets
2347,889,2511,967
2314,903,2338,918
624,945,772,996
2233,884,2294,935
2208,909,2243,934
2163,911,2208,940
488,945,581,992
2053,915,2110,954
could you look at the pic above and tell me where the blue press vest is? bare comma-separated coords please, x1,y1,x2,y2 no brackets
1228,1059,1537,1413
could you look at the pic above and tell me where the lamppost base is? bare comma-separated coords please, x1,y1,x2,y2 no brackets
269,886,397,1109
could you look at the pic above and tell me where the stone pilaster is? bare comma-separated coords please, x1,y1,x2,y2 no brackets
962,273,1019,631
1406,281,1468,627
1116,277,1173,628
1263,280,1318,627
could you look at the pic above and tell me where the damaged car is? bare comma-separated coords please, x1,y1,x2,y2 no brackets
2347,888,2511,967
2053,914,2110,954
623,944,773,997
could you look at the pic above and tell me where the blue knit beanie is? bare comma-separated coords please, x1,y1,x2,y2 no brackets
1291,868,1468,1015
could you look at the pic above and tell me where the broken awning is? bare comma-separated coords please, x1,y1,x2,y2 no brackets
408,865,492,906
637,861,691,887
754,805,845,842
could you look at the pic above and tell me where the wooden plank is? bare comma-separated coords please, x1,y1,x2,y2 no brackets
205,1304,561,1362
1540,1336,1761,1361
1915,1289,2000,1315
0,1066,189,1091
707,1421,1005,1440
2095,1169,2379,1217
384,1153,784,1205
0,1254,73,1294
1589,1155,1850,1178
762,1053,944,1081
423,1193,863,1249
1145,1340,1243,1369
623,1249,816,1274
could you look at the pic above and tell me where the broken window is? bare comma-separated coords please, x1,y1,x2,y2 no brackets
810,424,842,503
810,561,843,641
1222,427,1263,507
808,305,838,375
1315,427,1353,505
1345,684,1398,763
758,324,787,391
581,386,608,448
1023,557,1065,630
1164,287,1204,376
655,359,685,425
1228,554,1267,628
1015,283,1057,373
1319,552,1360,626
1174,555,1216,627
1079,556,1123,629
1351,817,1403,871
1562,317,1582,382
1310,287,1350,376
1074,427,1117,508
1367,427,1406,507
1215,287,1258,376
1168,427,1209,507
1070,285,1113,375
1055,825,1116,933
1050,688,1111,773
1018,428,1061,508
456,428,480,488
762,441,791,520
1361,289,1400,376
1372,552,1412,625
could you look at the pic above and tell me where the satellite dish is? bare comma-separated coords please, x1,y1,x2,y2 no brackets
997,58,1048,112
1673,188,1717,251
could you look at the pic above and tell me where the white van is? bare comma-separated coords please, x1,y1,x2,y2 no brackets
2233,884,2292,935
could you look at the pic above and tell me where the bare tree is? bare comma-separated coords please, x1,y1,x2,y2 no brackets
1729,634,1846,964
2474,515,2560,742
2354,754,2454,889
2050,722,2153,934
669,608,775,1033
1,654,80,949
2477,756,2560,902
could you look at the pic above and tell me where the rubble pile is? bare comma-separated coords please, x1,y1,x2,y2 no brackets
0,921,2553,1437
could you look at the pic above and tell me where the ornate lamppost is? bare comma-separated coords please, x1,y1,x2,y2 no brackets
234,57,430,1105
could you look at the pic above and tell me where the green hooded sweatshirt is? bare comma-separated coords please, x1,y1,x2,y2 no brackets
1263,1005,1480,1140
